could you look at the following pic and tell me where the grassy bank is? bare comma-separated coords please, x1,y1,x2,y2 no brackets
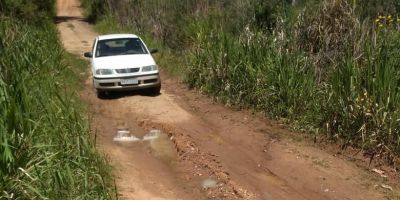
0,15,115,199
84,0,400,165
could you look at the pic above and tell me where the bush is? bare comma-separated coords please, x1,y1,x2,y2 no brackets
357,0,400,19
81,0,108,23
295,0,359,82
0,0,55,23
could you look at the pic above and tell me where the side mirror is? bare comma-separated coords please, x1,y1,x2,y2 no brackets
149,48,158,54
84,52,93,58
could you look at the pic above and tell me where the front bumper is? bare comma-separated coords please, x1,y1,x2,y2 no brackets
93,73,160,91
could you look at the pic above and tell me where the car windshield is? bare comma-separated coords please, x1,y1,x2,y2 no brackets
95,38,148,57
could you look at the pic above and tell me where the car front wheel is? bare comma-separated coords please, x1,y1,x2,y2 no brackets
149,85,161,95
96,89,106,99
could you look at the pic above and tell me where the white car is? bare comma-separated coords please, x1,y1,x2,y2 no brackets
84,34,161,98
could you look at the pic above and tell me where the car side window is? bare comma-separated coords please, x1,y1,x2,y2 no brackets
96,42,111,57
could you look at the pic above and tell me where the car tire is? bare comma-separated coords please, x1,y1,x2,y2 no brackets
96,89,106,99
149,85,161,95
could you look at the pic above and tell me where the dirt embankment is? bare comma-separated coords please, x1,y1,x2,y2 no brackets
56,0,398,199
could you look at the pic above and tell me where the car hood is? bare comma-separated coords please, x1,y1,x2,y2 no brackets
93,54,156,69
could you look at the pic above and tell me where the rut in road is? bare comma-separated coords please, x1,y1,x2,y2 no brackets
56,0,392,199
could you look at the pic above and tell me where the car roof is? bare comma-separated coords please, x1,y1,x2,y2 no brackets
97,34,139,40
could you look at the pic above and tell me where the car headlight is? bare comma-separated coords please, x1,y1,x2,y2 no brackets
141,65,158,72
95,69,114,75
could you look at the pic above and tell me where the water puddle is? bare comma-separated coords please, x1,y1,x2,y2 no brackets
143,130,161,141
113,130,140,142
146,130,177,165
201,178,218,189
113,129,177,165
112,128,214,197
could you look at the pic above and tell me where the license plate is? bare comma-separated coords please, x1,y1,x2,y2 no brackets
121,79,138,85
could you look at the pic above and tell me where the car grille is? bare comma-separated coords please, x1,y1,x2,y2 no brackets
143,79,158,84
115,68,140,74
99,82,116,87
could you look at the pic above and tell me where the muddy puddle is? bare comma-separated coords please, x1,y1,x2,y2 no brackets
113,129,177,166
146,130,177,165
112,128,216,198
113,130,140,142
201,178,219,189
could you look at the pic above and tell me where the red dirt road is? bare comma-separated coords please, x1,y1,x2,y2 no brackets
57,0,398,199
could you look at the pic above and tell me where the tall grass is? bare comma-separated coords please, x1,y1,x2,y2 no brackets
324,28,400,157
186,1,400,162
186,18,317,121
0,17,115,199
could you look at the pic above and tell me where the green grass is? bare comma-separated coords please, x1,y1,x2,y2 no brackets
185,2,400,161
0,17,115,199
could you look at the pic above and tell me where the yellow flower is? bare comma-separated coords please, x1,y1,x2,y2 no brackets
379,24,384,28
375,19,380,23
378,15,384,19
388,15,392,19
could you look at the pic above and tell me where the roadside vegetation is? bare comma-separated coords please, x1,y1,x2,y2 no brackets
84,0,400,166
0,1,115,199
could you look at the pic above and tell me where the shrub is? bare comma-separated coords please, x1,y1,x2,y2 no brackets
0,0,55,23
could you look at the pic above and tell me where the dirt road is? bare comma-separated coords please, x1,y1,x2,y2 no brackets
56,0,396,199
